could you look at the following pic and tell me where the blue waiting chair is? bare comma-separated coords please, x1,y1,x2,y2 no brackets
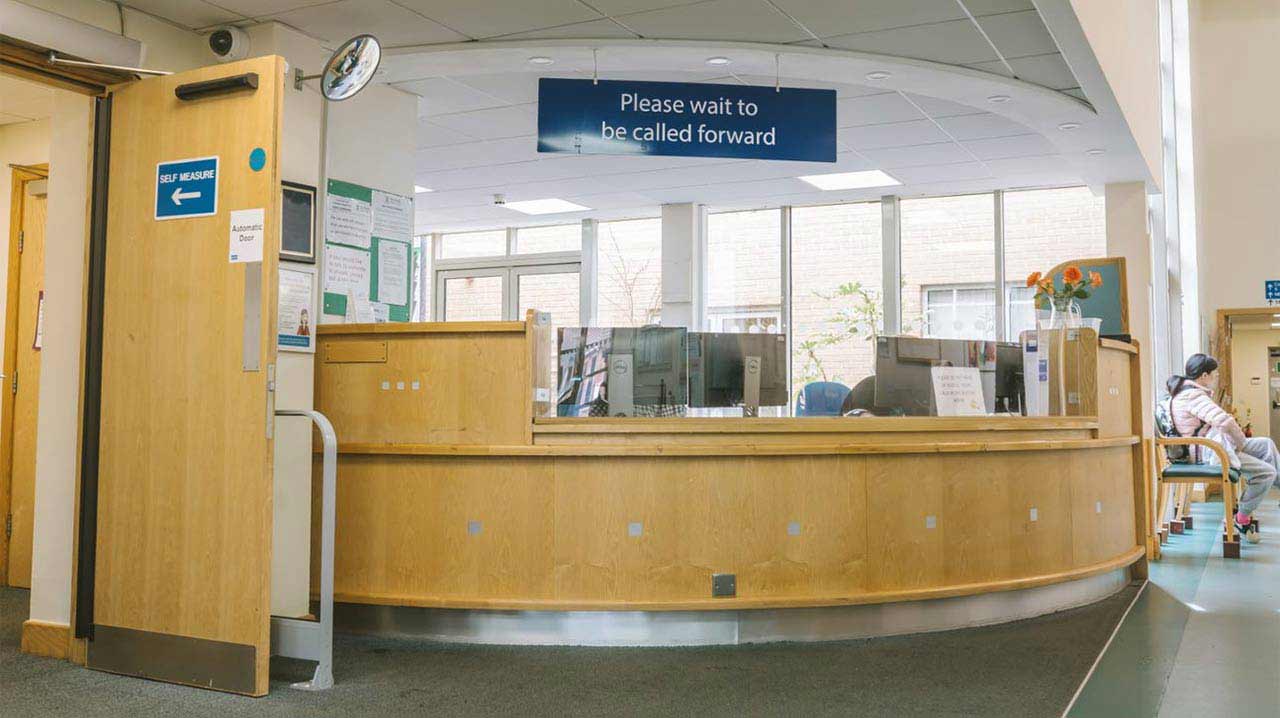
795,381,852,417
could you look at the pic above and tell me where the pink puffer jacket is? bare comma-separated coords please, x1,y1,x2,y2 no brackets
1170,380,1246,464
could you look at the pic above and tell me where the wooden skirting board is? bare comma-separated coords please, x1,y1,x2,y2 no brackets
21,619,69,659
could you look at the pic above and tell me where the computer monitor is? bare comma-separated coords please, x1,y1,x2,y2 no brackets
994,343,1025,415
556,326,687,416
688,332,788,413
873,336,1020,416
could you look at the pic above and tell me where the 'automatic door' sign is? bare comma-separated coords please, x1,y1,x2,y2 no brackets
537,78,836,163
155,156,219,220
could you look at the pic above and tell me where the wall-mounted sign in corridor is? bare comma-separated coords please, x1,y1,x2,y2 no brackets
155,155,219,220
537,78,836,163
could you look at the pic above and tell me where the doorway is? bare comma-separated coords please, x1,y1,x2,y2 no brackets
1,163,47,588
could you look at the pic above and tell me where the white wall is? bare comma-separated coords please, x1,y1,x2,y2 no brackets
1188,0,1280,331
27,91,92,625
1105,182,1155,436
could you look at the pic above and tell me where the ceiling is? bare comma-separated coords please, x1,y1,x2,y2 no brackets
0,73,54,126
112,0,1151,232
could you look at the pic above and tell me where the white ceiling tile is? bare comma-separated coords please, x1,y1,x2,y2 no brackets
428,104,537,140
207,0,321,17
890,161,993,184
770,0,966,37
904,93,984,119
396,77,508,115
588,1,706,15
121,0,243,28
418,135,539,168
450,73,580,104
498,18,641,40
934,112,1032,140
618,0,813,43
982,154,1065,175
822,19,999,65
394,0,601,38
416,120,481,147
838,93,925,127
859,142,974,168
975,9,1060,59
838,119,950,150
732,75,885,98
981,53,1079,90
269,0,467,46
962,133,1055,160
959,0,1035,15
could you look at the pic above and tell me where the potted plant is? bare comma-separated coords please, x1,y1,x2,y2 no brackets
1026,265,1103,330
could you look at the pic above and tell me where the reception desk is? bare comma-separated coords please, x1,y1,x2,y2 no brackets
312,316,1149,641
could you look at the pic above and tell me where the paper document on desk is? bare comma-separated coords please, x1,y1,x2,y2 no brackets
931,366,985,416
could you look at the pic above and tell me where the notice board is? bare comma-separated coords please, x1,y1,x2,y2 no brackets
322,178,413,322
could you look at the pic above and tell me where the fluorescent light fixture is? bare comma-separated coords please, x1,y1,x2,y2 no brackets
705,56,732,66
503,198,591,215
798,169,901,191
865,71,891,81
527,56,554,65
414,185,432,193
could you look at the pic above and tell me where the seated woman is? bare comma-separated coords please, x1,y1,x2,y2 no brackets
1169,354,1280,544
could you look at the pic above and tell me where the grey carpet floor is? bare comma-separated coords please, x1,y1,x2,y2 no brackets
0,584,1137,717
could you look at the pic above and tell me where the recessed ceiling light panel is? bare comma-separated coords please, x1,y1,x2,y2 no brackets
414,185,432,193
1057,121,1081,131
1086,148,1106,156
798,170,902,191
504,198,591,215
987,94,1011,104
705,56,732,66
528,56,554,66
865,71,891,81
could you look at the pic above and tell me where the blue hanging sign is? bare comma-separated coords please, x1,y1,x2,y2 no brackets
537,78,836,163
1266,279,1280,304
155,155,219,220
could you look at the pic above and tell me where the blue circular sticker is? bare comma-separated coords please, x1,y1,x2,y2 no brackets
249,147,266,171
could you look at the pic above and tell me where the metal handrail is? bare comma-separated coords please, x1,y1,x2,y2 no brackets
270,409,337,690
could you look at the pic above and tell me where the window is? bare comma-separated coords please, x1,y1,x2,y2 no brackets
439,229,506,259
901,194,996,340
515,224,581,254
705,209,782,333
516,268,580,326
597,218,662,327
790,202,883,403
1002,187,1107,339
442,273,504,321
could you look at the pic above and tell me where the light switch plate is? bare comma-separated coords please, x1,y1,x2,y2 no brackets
712,573,736,598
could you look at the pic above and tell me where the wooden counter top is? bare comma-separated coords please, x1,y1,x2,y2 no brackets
532,415,1099,434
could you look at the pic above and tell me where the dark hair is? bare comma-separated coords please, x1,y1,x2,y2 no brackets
1166,353,1219,396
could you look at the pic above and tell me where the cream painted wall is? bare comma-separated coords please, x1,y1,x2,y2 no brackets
27,90,92,625
1105,182,1154,436
1230,328,1280,440
1068,0,1164,189
0,118,51,384
1188,0,1280,331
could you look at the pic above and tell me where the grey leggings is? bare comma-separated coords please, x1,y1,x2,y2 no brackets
1233,437,1280,516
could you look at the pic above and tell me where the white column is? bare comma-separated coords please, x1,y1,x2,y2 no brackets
881,196,901,335
660,203,703,328
1106,181,1155,437
581,219,598,326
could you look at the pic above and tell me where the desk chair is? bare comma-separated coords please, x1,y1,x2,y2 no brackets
1153,433,1242,558
795,381,852,417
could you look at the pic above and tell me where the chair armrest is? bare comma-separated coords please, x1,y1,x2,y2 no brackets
1155,437,1233,477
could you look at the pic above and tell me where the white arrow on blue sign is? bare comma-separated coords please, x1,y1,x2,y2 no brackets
155,156,219,220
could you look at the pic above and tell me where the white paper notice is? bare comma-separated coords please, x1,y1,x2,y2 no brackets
325,193,372,249
931,366,987,416
352,296,377,323
372,190,412,243
376,239,409,306
324,244,371,299
277,267,315,352
372,302,390,323
228,208,265,263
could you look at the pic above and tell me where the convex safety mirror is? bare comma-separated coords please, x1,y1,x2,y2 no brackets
294,34,382,101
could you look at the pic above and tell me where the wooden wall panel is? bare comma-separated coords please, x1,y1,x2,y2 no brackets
1097,348,1134,437
315,329,529,445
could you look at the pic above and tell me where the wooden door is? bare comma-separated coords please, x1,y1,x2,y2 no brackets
3,175,46,587
88,57,283,696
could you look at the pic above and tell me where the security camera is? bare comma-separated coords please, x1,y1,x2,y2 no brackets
208,26,250,62
493,193,505,206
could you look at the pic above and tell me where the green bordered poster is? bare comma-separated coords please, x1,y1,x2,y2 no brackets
322,178,413,322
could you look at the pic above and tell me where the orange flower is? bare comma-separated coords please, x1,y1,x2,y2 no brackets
1025,271,1042,288
1089,270,1103,288
1062,265,1083,284
1039,278,1055,295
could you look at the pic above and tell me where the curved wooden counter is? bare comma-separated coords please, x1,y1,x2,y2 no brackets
312,319,1149,614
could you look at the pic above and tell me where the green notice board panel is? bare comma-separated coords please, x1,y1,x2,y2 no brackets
322,178,413,322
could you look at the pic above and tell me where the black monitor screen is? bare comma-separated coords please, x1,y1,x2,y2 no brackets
688,332,788,408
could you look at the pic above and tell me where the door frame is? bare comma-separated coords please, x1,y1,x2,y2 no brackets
1215,306,1280,406
1,162,48,586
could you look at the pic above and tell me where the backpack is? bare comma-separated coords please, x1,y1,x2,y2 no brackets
1155,395,1192,463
